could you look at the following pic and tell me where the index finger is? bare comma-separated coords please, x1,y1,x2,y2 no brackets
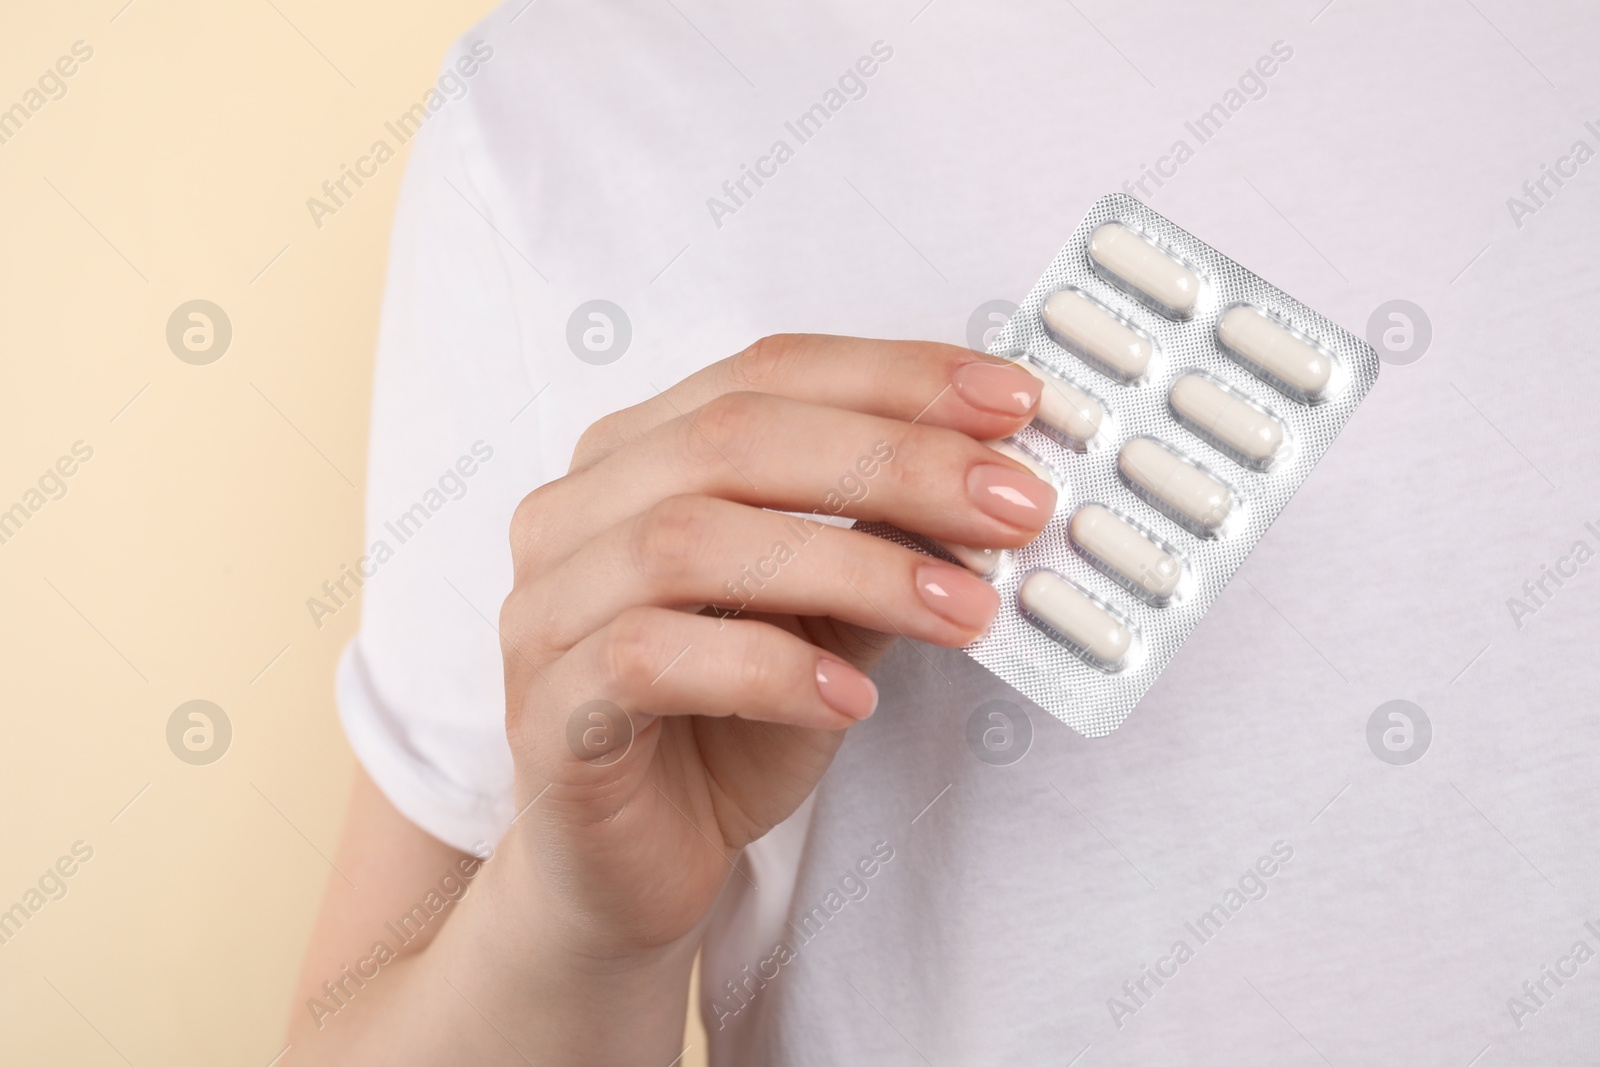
570,334,1040,471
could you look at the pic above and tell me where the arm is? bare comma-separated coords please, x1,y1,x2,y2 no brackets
285,336,1054,1064
287,767,466,1023
285,767,695,1065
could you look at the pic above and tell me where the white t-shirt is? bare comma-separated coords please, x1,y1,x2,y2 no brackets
338,3,1600,1063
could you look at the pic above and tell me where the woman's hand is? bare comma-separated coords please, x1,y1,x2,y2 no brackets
283,335,1055,1067
496,335,1054,962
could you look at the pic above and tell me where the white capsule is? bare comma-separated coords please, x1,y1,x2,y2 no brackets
1088,222,1201,319
1216,305,1336,402
1118,437,1236,534
1068,505,1184,604
1018,570,1135,670
985,438,1056,487
1013,359,1107,447
1168,374,1287,469
1040,288,1156,383
936,541,1002,578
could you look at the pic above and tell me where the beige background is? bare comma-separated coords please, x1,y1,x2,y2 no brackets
0,2,705,1062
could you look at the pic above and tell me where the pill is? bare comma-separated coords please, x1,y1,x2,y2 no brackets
1041,288,1156,383
1018,570,1134,670
1088,222,1201,318
1168,374,1286,469
1068,505,1184,603
936,541,1002,578
986,438,1056,487
1013,359,1107,446
1118,437,1236,533
1216,305,1335,402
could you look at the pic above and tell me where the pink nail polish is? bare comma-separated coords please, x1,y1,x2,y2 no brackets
953,362,1042,416
967,463,1057,529
816,658,878,720
915,564,1000,632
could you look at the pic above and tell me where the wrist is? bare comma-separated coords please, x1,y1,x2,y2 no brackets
430,828,699,1066
472,819,702,979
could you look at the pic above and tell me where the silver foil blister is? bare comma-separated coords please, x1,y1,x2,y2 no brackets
939,193,1377,736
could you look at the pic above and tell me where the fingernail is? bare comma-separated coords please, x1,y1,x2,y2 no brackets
816,657,878,720
915,564,1000,633
968,463,1057,528
953,361,1041,416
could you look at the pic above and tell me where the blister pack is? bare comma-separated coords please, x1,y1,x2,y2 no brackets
893,193,1378,736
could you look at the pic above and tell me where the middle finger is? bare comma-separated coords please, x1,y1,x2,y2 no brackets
517,391,1058,570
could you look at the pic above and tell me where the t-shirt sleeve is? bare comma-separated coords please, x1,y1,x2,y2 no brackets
334,75,545,854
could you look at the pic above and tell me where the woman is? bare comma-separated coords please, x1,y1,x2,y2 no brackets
287,2,1599,1063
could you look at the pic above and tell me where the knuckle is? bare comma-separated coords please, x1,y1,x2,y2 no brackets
509,483,558,557
728,333,802,391
498,584,555,655
867,424,929,498
602,607,666,692
892,425,963,499
571,409,629,470
730,633,783,696
683,391,766,469
496,587,521,639
694,390,759,438
629,495,714,583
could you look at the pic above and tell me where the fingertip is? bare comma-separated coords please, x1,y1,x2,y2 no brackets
966,463,1058,534
815,656,878,721
913,563,1000,640
952,360,1043,419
